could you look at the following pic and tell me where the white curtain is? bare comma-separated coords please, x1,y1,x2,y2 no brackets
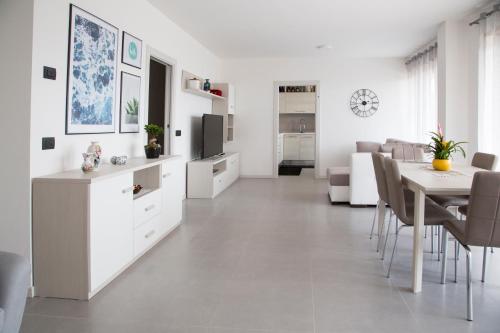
477,11,500,157
406,44,438,143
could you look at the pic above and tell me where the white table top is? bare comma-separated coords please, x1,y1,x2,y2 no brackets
398,161,481,195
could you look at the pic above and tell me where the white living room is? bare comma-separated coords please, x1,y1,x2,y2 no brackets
2,0,500,332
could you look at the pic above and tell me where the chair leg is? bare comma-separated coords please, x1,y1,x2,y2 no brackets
466,248,473,321
369,200,378,240
381,215,394,260
482,247,487,283
438,226,441,261
387,226,404,278
441,228,448,284
431,226,434,254
376,208,388,252
454,240,458,283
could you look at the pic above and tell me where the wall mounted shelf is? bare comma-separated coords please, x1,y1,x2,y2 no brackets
181,70,225,100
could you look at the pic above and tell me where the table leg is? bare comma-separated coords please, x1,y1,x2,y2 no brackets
412,187,425,293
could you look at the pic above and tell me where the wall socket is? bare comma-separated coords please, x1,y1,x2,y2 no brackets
42,137,55,150
43,66,56,80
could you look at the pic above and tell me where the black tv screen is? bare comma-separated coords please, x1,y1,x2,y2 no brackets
202,114,223,159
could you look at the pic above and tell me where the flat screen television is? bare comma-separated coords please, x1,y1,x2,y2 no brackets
202,114,224,159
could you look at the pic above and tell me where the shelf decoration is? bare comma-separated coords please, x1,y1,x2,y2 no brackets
66,5,118,134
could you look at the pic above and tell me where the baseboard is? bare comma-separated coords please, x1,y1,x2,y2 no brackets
28,286,35,298
239,175,275,179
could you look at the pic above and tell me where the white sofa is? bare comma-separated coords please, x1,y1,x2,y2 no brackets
328,139,425,206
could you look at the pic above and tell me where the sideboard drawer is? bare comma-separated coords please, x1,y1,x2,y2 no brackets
134,190,161,228
133,217,159,256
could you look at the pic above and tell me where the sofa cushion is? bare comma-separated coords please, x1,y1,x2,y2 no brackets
356,141,382,153
327,167,350,186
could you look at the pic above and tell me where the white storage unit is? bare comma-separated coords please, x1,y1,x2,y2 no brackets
283,133,315,161
187,152,239,198
212,83,235,142
32,156,184,300
279,92,316,114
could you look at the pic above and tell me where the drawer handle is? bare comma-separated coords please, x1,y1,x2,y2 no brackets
122,186,134,194
162,172,172,178
145,230,155,238
145,204,155,212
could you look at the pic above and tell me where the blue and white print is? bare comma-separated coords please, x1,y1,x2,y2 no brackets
66,6,118,134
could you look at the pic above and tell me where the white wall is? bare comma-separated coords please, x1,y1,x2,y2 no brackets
0,0,221,260
437,20,471,163
30,0,221,180
220,57,411,177
0,0,34,258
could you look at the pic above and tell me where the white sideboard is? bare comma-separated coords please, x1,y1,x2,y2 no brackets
32,155,184,300
187,152,239,198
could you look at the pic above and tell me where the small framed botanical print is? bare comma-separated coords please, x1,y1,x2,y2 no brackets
119,72,141,133
121,32,142,69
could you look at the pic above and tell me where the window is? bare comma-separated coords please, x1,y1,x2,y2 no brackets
406,44,438,143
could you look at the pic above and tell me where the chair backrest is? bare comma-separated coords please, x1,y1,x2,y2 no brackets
471,152,497,170
371,152,389,203
384,157,408,222
391,144,424,161
465,171,500,247
356,141,382,153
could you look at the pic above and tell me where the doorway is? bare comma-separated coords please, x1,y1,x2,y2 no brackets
147,56,173,155
273,81,320,178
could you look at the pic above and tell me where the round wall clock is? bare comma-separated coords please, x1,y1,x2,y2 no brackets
350,89,379,117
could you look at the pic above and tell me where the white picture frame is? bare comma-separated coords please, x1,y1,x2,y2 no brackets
119,72,141,133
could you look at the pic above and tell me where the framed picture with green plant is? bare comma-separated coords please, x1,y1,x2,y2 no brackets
119,72,141,133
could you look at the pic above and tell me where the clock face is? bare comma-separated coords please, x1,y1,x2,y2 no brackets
350,89,379,117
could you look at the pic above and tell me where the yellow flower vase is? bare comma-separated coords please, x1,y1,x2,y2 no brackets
432,159,451,171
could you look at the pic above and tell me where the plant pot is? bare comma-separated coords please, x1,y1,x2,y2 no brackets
432,159,451,171
144,145,161,159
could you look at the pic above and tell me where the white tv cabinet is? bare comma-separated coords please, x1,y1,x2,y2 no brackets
32,155,184,300
187,152,239,198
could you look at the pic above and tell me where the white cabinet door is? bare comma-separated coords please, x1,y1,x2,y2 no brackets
279,93,287,113
283,135,300,160
299,135,315,160
89,173,134,292
161,158,184,235
228,84,235,114
286,92,316,114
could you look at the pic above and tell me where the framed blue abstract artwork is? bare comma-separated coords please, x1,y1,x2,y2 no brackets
66,5,118,134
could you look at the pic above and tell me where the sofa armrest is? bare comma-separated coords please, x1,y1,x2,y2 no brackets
350,152,390,205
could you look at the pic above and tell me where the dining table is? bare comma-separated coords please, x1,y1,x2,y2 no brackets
376,161,481,293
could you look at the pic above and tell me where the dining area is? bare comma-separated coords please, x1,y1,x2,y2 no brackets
370,131,500,322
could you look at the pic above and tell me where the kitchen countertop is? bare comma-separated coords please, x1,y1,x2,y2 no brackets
279,132,315,135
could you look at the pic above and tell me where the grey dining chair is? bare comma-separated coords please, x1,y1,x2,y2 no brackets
430,152,497,209
383,157,458,278
370,153,395,257
391,145,425,162
441,171,500,321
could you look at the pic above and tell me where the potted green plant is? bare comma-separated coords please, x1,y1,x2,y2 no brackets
144,124,164,159
428,125,466,171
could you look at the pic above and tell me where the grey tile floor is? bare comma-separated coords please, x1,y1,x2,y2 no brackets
22,169,500,332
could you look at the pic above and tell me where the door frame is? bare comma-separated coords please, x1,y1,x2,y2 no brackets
273,80,320,179
144,46,177,155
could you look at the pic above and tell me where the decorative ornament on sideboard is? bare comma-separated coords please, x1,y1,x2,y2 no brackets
81,153,95,173
428,124,466,171
203,79,211,91
144,124,164,159
87,141,102,169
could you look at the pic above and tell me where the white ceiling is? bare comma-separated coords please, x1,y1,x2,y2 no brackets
148,0,486,58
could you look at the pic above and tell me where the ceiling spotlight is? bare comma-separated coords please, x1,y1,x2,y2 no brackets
316,44,333,50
